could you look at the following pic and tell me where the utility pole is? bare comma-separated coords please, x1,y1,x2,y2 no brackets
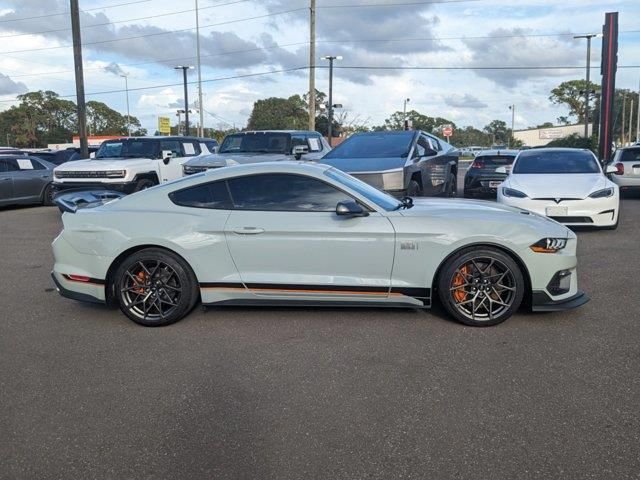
308,0,316,131
322,56,341,146
121,74,131,136
70,0,88,158
195,0,204,137
175,66,193,136
621,93,626,146
508,104,515,148
636,77,640,142
574,34,600,138
629,99,633,146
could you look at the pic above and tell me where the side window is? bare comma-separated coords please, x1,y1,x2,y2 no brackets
2,158,19,172
28,158,46,170
306,134,323,152
427,135,442,151
169,181,232,209
413,137,428,158
181,141,201,157
291,135,307,150
227,174,353,212
159,140,181,159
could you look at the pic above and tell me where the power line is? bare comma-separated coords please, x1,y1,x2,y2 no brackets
0,0,153,24
0,7,308,55
0,0,256,40
318,0,484,8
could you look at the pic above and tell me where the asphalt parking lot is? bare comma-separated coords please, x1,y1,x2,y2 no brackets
1,177,640,479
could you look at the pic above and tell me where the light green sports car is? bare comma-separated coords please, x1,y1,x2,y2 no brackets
51,162,588,327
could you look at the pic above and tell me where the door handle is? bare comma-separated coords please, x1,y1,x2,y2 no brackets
232,227,265,235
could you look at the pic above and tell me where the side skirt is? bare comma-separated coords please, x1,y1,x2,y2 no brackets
203,298,431,309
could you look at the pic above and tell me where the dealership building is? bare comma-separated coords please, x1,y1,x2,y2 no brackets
513,124,593,147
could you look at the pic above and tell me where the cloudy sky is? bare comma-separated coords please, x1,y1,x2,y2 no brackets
0,0,638,134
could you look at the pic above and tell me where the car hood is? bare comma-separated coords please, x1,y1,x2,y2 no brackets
192,153,292,165
54,157,154,171
320,156,405,173
400,198,571,237
506,173,607,198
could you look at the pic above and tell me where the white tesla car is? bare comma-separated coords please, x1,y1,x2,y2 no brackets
52,162,588,327
497,148,619,229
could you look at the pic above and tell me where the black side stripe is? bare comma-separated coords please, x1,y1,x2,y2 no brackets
199,282,431,298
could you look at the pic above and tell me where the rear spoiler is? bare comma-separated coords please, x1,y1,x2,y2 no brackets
53,190,126,213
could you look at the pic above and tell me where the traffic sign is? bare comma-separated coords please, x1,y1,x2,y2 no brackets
442,125,453,137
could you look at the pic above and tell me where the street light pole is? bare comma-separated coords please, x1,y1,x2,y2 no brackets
195,0,204,137
508,104,515,148
174,66,194,136
70,0,88,158
322,55,341,146
574,34,601,138
403,98,410,130
120,74,131,136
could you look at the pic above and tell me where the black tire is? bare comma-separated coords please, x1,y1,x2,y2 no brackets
407,179,422,197
134,178,156,192
446,173,457,197
437,247,525,327
42,184,55,206
113,248,199,327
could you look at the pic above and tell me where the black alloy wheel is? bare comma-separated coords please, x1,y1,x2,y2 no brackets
42,184,55,206
134,178,156,192
407,179,422,197
114,248,198,326
438,248,524,326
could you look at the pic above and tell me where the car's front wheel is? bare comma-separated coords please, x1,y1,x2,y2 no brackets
437,247,525,326
407,179,422,197
113,248,199,326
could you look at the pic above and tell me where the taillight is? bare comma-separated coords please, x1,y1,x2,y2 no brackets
471,160,484,169
615,163,624,175
67,274,91,282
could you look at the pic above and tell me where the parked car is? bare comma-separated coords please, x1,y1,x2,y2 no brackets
52,136,213,194
182,130,329,175
497,148,619,229
320,130,458,197
0,155,56,207
463,149,519,198
29,149,78,166
51,161,587,328
608,145,640,194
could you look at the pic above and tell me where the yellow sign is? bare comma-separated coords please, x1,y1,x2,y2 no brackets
158,116,171,134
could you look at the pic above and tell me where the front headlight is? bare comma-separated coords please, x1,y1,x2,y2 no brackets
105,170,126,178
502,187,527,198
530,238,567,253
588,187,614,198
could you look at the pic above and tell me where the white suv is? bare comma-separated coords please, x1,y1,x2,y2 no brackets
53,136,212,194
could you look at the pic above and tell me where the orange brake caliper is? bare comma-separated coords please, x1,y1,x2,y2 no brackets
133,271,146,294
452,265,470,303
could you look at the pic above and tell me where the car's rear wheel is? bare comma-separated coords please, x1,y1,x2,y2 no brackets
113,248,199,326
42,184,55,206
437,247,525,326
446,174,457,197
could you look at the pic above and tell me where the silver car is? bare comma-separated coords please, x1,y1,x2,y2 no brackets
0,155,56,207
182,130,330,175
609,146,640,194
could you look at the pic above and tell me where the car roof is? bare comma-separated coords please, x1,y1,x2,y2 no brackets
104,136,206,141
228,130,319,135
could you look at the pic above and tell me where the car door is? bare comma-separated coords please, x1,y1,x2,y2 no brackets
224,173,396,297
7,157,49,203
0,158,14,205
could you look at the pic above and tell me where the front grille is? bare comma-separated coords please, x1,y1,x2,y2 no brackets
533,198,582,202
56,171,110,178
549,216,593,223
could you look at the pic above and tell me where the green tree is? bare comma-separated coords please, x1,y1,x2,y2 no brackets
451,126,492,148
247,95,308,130
87,100,145,136
483,120,509,144
383,110,454,133
549,79,600,124
546,133,597,152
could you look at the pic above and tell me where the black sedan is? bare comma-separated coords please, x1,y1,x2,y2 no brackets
463,150,518,198
0,155,56,207
321,131,459,197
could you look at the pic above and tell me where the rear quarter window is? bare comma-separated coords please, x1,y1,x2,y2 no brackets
169,182,232,209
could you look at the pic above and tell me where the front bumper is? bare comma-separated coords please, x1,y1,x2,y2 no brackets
531,290,589,312
52,181,138,195
498,195,619,227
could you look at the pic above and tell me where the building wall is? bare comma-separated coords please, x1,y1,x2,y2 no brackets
514,124,593,147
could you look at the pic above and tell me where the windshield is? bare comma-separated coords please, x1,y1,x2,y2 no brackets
323,132,414,159
95,140,159,159
324,168,401,211
219,133,290,154
513,150,601,174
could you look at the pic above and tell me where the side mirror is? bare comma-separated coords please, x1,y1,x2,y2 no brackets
292,145,309,160
336,200,369,217
605,164,619,174
495,166,507,174
162,150,172,165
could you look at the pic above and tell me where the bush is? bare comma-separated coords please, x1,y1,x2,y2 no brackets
545,133,597,152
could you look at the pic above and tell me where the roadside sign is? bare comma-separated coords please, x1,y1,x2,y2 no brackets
442,125,453,138
158,116,171,135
